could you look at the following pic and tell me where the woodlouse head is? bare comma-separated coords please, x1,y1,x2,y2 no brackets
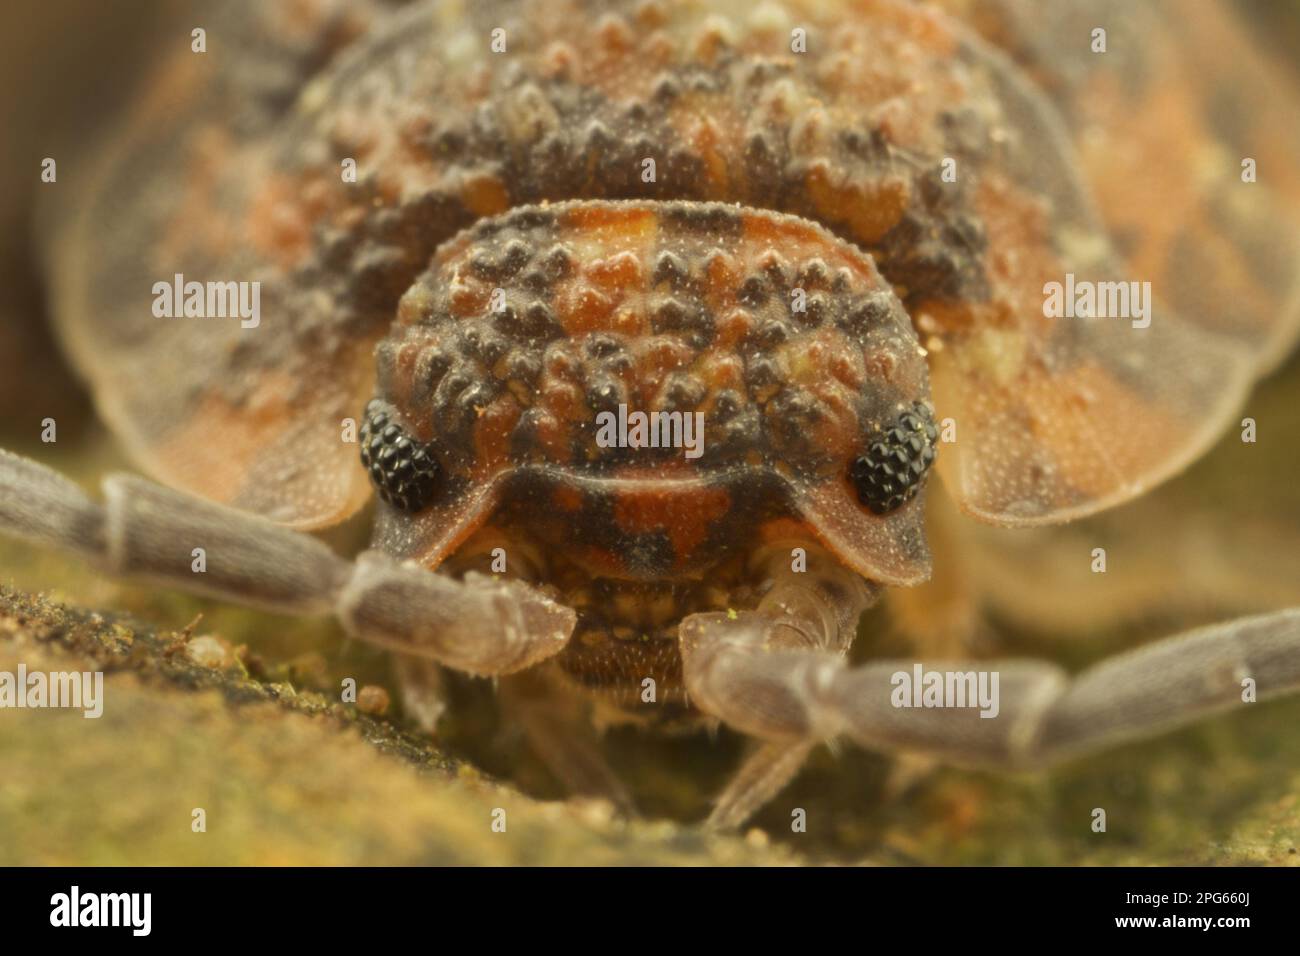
365,200,934,587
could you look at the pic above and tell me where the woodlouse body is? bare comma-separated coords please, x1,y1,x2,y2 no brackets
8,0,1298,821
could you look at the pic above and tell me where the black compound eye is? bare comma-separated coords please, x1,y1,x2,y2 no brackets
359,399,442,512
848,401,938,515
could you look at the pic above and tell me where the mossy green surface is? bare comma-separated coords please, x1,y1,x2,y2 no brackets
3,580,1298,866
0,589,794,866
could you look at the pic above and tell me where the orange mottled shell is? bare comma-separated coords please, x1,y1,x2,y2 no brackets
45,0,1300,551
369,200,931,585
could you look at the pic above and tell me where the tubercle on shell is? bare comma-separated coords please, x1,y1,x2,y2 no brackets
65,0,1017,537
303,0,995,369
365,200,936,588
373,200,929,479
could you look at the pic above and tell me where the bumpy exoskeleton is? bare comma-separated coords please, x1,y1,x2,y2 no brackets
3,0,1300,826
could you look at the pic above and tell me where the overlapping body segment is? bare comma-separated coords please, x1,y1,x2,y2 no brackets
47,0,1300,539
924,0,1300,521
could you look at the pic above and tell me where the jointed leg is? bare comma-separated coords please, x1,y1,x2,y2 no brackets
681,542,1300,826
0,449,575,676
498,667,636,815
707,740,816,830
681,543,879,826
393,653,450,733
